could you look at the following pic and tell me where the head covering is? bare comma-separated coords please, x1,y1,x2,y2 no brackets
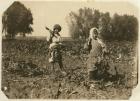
89,27,99,39
53,24,62,32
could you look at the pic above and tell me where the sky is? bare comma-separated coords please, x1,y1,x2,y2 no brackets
0,0,139,37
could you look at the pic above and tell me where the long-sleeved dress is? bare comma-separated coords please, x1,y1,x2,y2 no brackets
48,33,62,63
87,38,106,72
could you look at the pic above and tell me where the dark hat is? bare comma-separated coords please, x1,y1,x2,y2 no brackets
53,24,62,32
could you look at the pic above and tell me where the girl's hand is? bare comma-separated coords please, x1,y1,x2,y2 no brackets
103,48,107,53
45,26,53,33
45,26,50,30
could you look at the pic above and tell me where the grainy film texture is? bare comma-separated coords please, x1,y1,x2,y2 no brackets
1,1,138,99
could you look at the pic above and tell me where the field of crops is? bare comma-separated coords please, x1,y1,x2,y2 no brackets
1,38,138,99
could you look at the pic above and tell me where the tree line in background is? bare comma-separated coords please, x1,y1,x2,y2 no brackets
2,1,33,39
2,2,138,41
66,7,138,41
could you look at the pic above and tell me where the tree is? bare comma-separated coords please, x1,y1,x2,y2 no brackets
67,8,101,39
66,11,80,39
111,14,138,41
122,15,138,41
2,1,33,39
67,7,138,41
98,12,111,40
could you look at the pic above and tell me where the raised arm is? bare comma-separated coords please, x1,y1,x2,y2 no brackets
45,26,54,43
45,26,53,34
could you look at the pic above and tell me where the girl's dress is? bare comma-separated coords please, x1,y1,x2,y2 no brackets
87,38,106,72
49,34,62,63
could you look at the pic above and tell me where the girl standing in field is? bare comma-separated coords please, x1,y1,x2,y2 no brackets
45,24,66,75
86,27,107,80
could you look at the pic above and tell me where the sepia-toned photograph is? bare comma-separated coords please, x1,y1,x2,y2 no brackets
1,0,139,99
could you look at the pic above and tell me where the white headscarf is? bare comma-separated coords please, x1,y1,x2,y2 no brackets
89,27,99,39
